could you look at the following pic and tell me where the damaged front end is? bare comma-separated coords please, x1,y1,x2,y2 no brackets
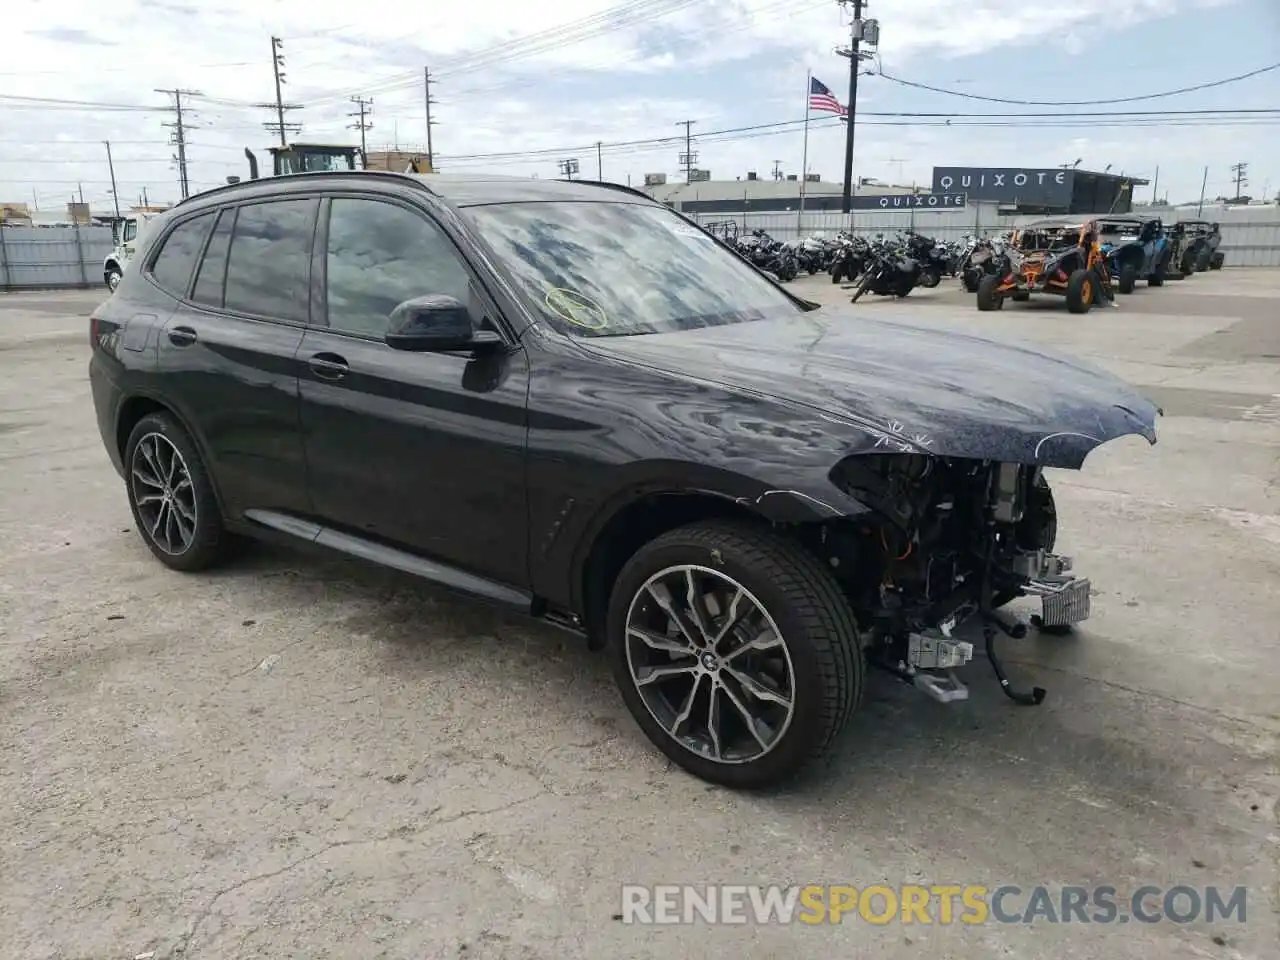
817,454,1092,706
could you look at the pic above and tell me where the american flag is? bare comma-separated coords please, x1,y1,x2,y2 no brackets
809,77,847,116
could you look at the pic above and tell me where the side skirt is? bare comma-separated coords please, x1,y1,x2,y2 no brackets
239,509,584,635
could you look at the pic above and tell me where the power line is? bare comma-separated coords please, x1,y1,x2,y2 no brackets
875,61,1280,106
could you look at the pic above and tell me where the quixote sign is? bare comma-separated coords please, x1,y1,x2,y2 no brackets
854,192,967,210
930,167,1076,206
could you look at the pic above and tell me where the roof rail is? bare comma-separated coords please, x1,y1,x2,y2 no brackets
172,168,433,209
561,179,657,203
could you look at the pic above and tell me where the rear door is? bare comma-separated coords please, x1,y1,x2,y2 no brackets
296,193,529,588
152,198,317,518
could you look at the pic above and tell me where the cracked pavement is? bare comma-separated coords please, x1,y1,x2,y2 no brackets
1,269,1278,959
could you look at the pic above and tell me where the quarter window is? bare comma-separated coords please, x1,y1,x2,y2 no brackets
324,198,471,337
223,199,317,323
149,212,214,298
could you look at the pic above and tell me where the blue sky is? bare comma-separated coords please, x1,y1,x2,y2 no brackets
3,0,1276,208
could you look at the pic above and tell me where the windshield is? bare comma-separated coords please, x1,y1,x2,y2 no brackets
463,201,804,337
1016,226,1078,253
1099,221,1141,239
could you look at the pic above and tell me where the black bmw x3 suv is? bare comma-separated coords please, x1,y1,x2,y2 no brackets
90,171,1159,788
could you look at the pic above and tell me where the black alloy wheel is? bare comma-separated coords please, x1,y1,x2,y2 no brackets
125,412,230,571
606,521,862,788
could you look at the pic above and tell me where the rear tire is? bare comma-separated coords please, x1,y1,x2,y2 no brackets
124,412,229,572
606,521,863,789
1117,262,1137,294
1065,268,1098,313
976,274,1004,311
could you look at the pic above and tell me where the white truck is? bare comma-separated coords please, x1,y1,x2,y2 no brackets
103,212,162,291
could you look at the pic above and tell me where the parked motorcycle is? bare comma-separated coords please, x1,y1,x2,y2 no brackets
903,232,953,289
849,237,923,303
735,230,798,282
828,232,868,284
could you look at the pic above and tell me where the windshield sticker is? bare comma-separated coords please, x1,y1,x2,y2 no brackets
671,224,714,240
545,288,609,330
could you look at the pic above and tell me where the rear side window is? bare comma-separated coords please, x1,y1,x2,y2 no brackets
223,199,316,322
192,208,236,308
150,213,214,298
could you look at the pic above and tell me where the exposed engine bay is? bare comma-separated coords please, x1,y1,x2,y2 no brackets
817,454,1092,705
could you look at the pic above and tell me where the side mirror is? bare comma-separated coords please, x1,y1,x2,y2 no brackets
384,295,502,353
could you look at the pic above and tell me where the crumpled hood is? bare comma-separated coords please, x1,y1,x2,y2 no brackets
578,308,1160,469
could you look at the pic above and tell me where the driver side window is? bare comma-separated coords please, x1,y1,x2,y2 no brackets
324,198,472,338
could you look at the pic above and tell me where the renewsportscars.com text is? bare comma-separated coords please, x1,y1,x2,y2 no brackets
619,884,1248,926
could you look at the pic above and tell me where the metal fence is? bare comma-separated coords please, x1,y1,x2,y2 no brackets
686,202,1280,267
0,224,114,291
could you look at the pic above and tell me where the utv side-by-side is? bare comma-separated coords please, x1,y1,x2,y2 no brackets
1179,220,1225,272
1097,214,1176,293
976,217,1114,314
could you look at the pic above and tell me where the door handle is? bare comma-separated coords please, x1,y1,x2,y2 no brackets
167,325,198,346
308,352,349,380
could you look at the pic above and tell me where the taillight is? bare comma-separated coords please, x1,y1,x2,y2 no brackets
89,314,99,348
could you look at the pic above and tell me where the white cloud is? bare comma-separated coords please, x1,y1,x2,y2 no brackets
0,0,1273,208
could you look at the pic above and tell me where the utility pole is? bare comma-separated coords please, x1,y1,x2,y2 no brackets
271,36,287,146
424,67,437,170
156,88,200,200
558,158,580,180
104,141,121,219
596,141,603,180
1196,165,1209,216
253,38,302,147
677,119,697,184
772,160,783,181
348,96,374,155
1230,161,1248,201
835,0,879,215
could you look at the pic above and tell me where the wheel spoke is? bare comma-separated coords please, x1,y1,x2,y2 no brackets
136,493,165,506
683,568,714,645
669,672,704,736
164,443,181,485
628,626,694,657
635,663,698,687
710,586,747,647
645,581,702,649
138,441,162,483
724,665,792,710
724,626,785,662
706,682,724,760
719,678,770,751
148,500,169,541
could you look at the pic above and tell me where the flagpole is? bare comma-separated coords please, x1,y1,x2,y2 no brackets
798,68,811,237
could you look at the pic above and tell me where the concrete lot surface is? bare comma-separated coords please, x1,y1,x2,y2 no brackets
1,271,1278,960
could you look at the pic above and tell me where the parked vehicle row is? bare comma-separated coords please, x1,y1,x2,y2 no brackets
973,215,1225,314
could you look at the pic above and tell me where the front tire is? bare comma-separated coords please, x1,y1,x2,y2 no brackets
1117,262,1137,294
976,274,1004,311
1065,268,1098,313
106,267,122,292
124,412,229,572
606,521,863,789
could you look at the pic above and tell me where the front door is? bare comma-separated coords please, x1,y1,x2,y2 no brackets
297,195,529,589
